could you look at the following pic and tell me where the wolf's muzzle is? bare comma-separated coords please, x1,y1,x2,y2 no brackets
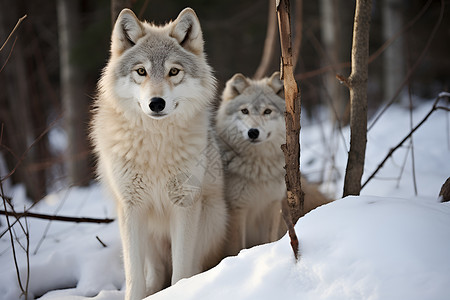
247,128,260,140
149,97,166,113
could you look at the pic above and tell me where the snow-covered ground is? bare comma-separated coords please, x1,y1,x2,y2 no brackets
0,100,449,300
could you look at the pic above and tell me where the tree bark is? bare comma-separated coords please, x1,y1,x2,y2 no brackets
57,0,91,186
254,0,278,79
341,0,372,197
277,0,304,225
277,0,303,260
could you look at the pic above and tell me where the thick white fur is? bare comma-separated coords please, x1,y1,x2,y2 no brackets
91,8,227,300
216,72,331,256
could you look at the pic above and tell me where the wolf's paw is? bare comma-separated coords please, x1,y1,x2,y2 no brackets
167,172,202,207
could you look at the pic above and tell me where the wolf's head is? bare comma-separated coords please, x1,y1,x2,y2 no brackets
101,8,215,121
217,72,286,147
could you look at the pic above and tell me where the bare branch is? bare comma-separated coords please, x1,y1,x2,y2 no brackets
362,94,450,189
295,0,434,82
368,0,445,131
0,15,27,52
96,236,108,248
0,210,114,224
0,115,61,183
277,0,303,261
1,182,26,296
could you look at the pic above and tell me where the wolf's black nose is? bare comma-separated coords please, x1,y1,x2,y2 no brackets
248,128,259,140
149,97,166,113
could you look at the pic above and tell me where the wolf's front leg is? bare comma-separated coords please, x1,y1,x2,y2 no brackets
118,205,147,300
226,207,247,256
171,201,202,284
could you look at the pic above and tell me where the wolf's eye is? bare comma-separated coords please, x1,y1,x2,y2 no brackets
136,68,147,76
169,68,180,77
241,108,249,115
263,109,272,115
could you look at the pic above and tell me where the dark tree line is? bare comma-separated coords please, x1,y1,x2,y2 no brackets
0,0,448,202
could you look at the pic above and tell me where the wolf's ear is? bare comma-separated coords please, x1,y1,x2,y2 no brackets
223,73,249,101
111,9,144,55
268,72,284,96
170,8,203,55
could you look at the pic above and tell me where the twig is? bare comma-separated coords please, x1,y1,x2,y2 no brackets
295,0,433,82
0,115,62,183
395,143,411,188
1,181,26,296
368,0,445,131
24,215,30,300
33,186,79,254
362,94,450,189
96,236,108,248
407,85,418,195
368,0,432,66
0,15,27,52
0,210,115,224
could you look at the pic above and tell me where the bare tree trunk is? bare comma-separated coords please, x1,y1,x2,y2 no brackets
277,0,304,261
382,0,405,103
57,0,90,186
277,0,303,224
254,0,278,79
341,0,372,197
111,0,133,24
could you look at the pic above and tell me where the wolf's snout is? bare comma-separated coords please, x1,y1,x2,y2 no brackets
248,128,260,140
149,97,166,113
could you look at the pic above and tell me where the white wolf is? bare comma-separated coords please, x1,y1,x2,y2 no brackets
91,8,227,300
216,72,330,256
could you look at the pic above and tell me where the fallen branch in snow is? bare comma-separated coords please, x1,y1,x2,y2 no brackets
96,235,108,248
362,94,450,190
0,210,115,224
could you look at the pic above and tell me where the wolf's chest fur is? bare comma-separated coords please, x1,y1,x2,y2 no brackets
93,104,209,212
100,106,206,173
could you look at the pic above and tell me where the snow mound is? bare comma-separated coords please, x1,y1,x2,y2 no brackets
148,196,450,300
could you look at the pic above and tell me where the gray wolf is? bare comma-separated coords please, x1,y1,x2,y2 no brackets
216,72,331,256
91,8,227,299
